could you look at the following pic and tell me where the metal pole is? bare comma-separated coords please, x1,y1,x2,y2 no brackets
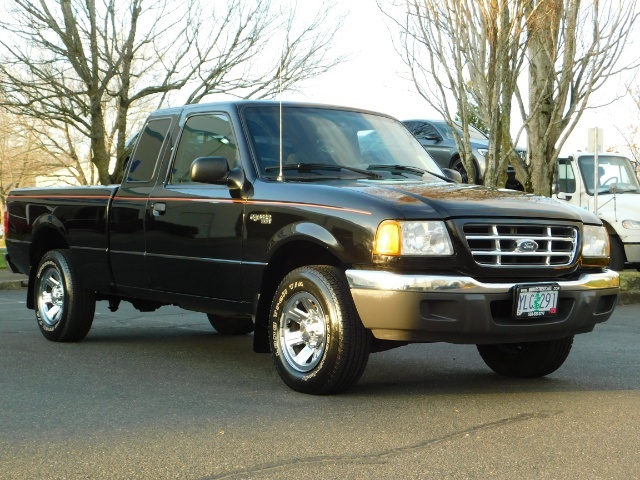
593,127,599,214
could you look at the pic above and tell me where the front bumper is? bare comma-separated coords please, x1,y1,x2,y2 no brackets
346,270,619,344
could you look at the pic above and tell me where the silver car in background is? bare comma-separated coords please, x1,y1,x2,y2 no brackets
403,119,525,188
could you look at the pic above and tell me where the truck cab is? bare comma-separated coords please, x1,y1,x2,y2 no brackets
554,152,640,270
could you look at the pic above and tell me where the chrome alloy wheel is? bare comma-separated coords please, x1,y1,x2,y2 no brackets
37,265,65,328
278,291,328,372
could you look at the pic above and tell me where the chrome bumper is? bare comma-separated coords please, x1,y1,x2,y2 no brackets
345,269,620,344
345,269,619,294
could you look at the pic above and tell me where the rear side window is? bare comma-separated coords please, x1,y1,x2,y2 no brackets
126,118,172,182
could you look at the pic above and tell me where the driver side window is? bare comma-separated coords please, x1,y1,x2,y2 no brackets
170,113,238,184
412,122,439,140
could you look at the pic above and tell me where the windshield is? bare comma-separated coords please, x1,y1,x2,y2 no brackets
578,155,640,195
243,106,444,181
434,121,488,142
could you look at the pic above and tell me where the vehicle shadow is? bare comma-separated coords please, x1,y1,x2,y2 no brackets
80,322,640,397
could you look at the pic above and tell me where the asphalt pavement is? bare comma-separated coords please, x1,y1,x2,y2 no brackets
1,288,639,479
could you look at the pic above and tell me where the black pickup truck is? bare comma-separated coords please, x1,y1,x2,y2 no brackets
4,101,620,394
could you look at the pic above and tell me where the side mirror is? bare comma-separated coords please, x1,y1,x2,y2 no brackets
190,156,251,198
442,168,462,183
424,133,442,142
190,156,230,184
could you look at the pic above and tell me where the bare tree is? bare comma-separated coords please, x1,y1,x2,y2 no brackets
382,0,639,194
523,0,639,195
381,0,531,187
0,100,94,218
0,0,345,185
0,106,47,216
614,84,640,165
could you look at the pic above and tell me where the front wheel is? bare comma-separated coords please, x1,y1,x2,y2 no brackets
269,266,372,394
450,157,479,184
609,236,625,271
477,336,573,378
34,250,96,342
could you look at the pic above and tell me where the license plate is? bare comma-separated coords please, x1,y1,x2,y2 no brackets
514,284,560,318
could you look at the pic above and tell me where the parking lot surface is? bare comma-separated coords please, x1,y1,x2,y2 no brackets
1,289,639,479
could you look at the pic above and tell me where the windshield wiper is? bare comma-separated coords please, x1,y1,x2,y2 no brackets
367,164,455,183
265,162,382,179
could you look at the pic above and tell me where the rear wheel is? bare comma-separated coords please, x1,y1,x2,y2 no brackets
269,266,372,394
477,336,573,378
34,250,95,342
206,315,254,335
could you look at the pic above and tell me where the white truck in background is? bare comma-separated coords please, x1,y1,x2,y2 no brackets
554,152,640,271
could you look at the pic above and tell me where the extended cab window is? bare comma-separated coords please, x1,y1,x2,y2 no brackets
127,118,172,182
170,114,238,184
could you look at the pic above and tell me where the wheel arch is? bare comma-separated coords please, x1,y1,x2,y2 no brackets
253,236,346,353
27,224,70,309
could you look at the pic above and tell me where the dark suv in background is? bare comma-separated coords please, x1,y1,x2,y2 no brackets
403,119,524,189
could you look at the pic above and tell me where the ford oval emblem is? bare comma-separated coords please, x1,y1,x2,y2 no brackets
515,239,539,252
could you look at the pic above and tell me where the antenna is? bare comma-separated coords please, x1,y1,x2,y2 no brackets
277,58,284,182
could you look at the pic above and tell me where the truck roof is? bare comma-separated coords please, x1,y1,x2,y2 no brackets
148,99,393,119
560,152,631,160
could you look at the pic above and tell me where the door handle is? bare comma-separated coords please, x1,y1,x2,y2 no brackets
152,202,166,216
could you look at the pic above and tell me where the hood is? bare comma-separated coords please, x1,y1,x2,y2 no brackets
595,191,640,218
349,181,600,224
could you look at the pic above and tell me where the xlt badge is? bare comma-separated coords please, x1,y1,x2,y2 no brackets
249,213,272,225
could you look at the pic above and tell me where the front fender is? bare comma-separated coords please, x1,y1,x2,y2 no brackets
266,221,343,258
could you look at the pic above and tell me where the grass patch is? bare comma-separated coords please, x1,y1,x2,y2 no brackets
0,256,6,270
619,271,640,291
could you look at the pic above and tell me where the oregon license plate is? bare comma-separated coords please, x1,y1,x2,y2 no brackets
514,284,560,318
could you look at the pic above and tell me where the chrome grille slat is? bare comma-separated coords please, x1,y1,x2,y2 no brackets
462,223,578,267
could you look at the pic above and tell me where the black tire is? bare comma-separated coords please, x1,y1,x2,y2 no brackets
477,336,574,378
609,236,625,271
450,157,479,184
206,314,254,335
34,250,96,342
269,266,372,395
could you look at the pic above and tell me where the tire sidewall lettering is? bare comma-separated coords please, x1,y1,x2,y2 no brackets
36,259,56,280
270,272,335,383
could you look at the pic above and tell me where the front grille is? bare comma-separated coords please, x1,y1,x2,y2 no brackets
462,223,577,266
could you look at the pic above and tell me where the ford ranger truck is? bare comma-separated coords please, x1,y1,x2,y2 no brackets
4,101,620,394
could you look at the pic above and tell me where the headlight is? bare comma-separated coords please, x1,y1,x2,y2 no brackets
476,149,488,157
582,225,609,258
622,219,640,230
374,220,454,256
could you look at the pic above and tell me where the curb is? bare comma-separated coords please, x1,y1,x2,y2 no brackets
617,291,640,305
0,278,28,290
